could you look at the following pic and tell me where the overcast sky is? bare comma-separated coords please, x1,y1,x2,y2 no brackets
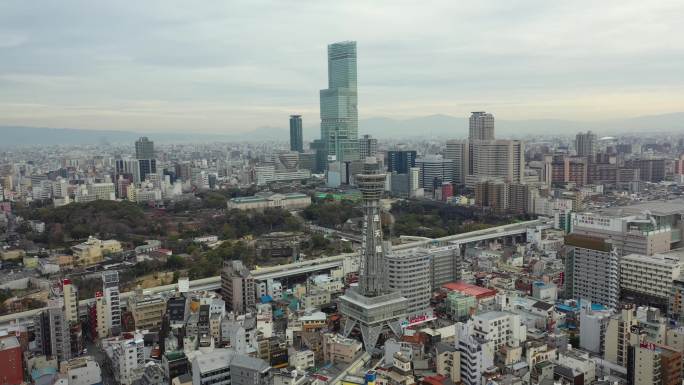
1,1,683,133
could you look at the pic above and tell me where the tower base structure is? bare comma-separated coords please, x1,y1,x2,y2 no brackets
338,287,408,350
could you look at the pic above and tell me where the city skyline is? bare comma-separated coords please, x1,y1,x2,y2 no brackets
1,1,683,133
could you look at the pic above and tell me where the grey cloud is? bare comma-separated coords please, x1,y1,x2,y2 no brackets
0,0,682,132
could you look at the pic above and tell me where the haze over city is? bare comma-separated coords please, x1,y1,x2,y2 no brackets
1,1,684,134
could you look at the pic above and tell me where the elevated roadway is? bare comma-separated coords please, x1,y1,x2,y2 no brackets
0,219,545,327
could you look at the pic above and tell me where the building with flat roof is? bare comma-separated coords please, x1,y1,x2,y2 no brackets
289,115,303,153
221,260,256,315
442,281,497,300
386,248,431,318
621,249,684,311
571,211,672,256
472,311,526,350
227,192,311,211
129,290,166,331
0,336,23,385
565,234,619,309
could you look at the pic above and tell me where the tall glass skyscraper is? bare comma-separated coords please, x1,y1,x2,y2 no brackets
320,41,359,162
289,115,303,152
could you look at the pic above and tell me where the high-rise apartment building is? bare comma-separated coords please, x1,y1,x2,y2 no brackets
469,112,495,141
289,115,304,153
62,278,79,323
575,131,597,159
34,299,72,362
466,140,524,188
604,305,638,366
320,41,359,162
98,270,121,337
564,234,619,309
358,134,378,159
221,260,256,315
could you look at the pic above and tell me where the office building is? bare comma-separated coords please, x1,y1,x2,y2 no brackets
358,134,378,159
386,248,431,318
621,250,684,311
445,140,469,185
564,234,619,309
416,156,453,191
320,41,359,162
469,111,495,141
289,115,304,153
221,260,256,314
575,131,597,159
387,150,417,174
138,159,157,183
135,137,155,160
338,158,408,349
135,137,156,182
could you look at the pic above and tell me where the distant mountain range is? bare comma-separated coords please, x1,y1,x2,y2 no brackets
352,112,684,139
1,112,682,147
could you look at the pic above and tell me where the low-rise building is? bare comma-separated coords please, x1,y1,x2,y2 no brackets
0,336,23,385
227,192,311,211
323,333,362,364
59,356,103,385
71,236,122,266
129,291,166,331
